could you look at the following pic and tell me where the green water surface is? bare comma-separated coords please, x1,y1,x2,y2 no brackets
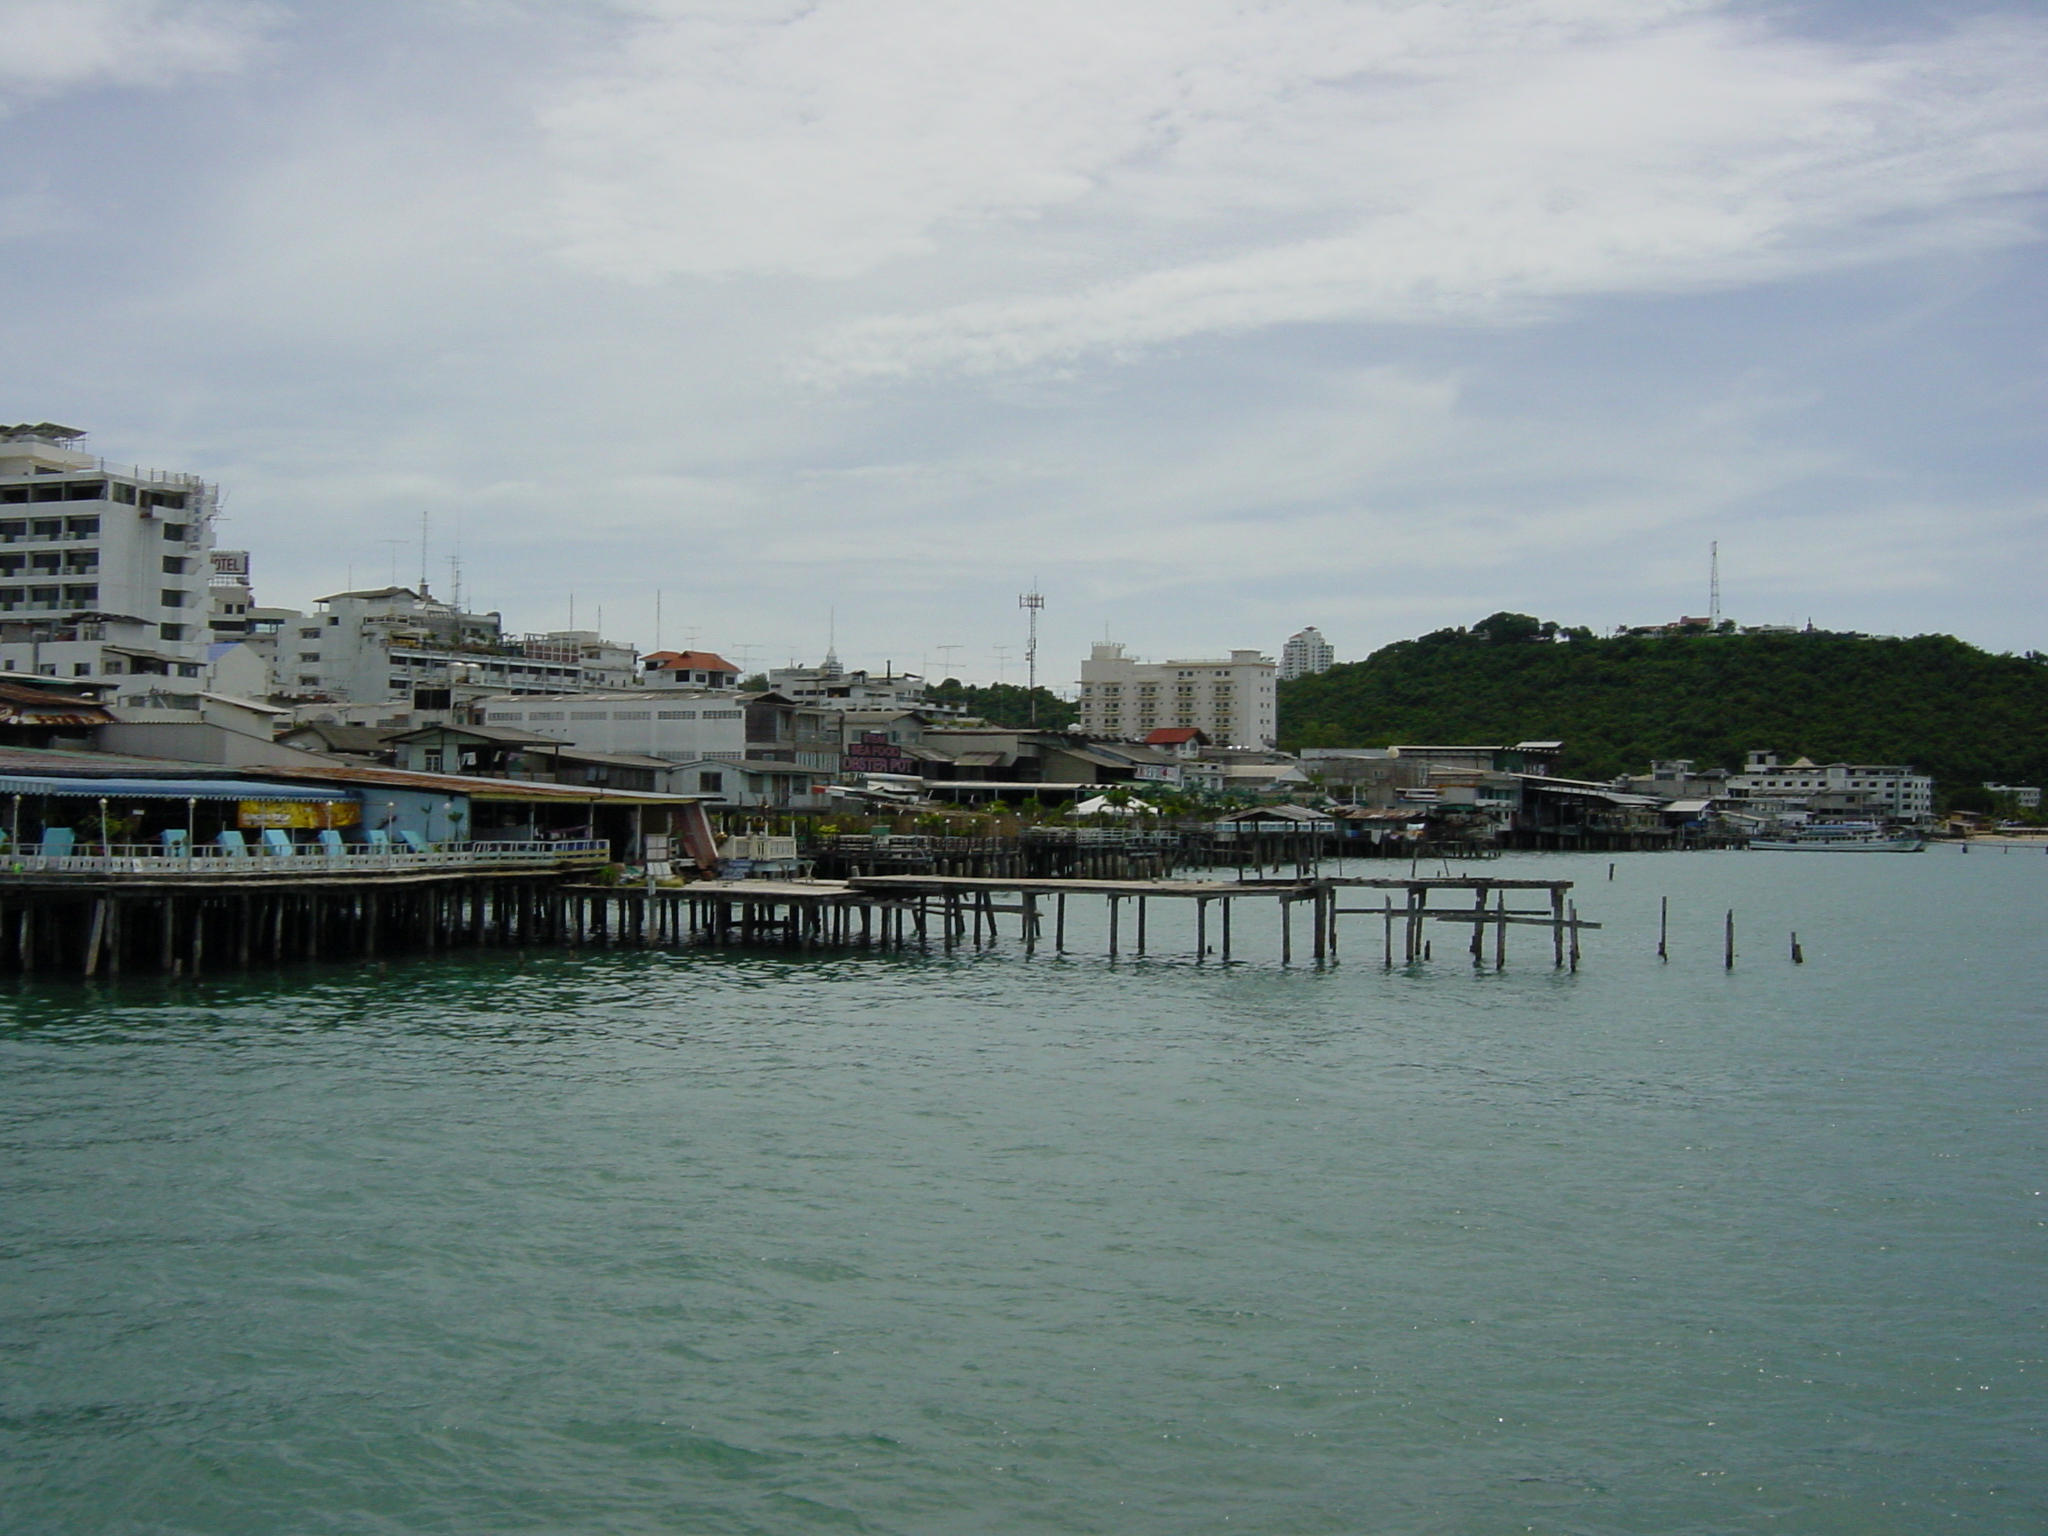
2,849,2043,1534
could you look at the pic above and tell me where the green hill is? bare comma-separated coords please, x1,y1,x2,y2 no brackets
926,678,1078,731
1278,614,2048,793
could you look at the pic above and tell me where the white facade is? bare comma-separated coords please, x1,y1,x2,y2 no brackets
1731,751,1934,821
767,652,959,713
1280,626,1335,680
476,692,748,762
0,424,215,684
1076,643,1277,749
291,588,595,705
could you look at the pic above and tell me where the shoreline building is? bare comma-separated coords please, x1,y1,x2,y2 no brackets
0,423,215,685
1076,643,1277,749
1280,626,1334,680
1729,750,1934,822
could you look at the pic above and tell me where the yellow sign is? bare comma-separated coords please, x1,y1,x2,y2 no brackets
237,801,361,830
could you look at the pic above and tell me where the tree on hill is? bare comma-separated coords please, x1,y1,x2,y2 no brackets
1278,620,2048,791
925,678,1078,730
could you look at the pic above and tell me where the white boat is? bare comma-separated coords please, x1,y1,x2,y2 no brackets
1750,823,1925,852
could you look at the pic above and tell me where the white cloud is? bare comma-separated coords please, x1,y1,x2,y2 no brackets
0,0,275,110
534,1,2048,378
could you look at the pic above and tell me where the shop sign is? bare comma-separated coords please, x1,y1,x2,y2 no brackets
237,800,361,830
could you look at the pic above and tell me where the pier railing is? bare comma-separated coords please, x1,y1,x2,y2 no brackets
0,839,612,879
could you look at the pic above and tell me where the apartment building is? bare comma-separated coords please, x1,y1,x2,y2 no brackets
1729,750,1934,821
1075,643,1277,748
0,423,215,684
1280,626,1335,680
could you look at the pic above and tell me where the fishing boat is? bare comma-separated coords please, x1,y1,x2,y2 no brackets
1750,822,1926,852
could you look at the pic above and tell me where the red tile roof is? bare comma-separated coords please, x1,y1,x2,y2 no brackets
642,650,740,673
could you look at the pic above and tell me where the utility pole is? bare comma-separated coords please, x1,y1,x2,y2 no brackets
1020,586,1045,723
1709,541,1721,627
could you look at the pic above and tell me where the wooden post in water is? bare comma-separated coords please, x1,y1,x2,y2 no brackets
1790,931,1804,964
1552,886,1567,968
1470,884,1488,965
1281,898,1292,965
1383,899,1394,970
1196,897,1208,961
1724,908,1735,970
1055,893,1066,953
1568,901,1581,970
1658,897,1668,961
1136,895,1147,956
1493,890,1507,971
1221,897,1232,963
1108,895,1120,958
83,899,108,978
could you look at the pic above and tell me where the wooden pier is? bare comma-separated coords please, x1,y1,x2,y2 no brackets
0,850,1598,975
567,872,1598,969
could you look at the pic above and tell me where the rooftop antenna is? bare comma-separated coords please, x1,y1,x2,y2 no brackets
935,643,963,678
1020,584,1045,722
378,538,405,588
418,510,430,598
568,591,575,630
654,588,663,652
1709,541,1722,626
993,644,1013,684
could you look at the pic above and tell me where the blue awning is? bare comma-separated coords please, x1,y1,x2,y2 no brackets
0,776,350,801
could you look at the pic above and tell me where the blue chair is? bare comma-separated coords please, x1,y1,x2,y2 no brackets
260,829,296,857
397,830,428,854
215,829,250,857
317,829,347,856
365,829,391,849
39,826,74,857
160,828,191,857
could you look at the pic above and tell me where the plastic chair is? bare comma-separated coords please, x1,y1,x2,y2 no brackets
160,828,191,857
39,826,74,857
365,829,391,849
317,829,347,856
397,830,428,854
215,829,250,856
260,829,296,857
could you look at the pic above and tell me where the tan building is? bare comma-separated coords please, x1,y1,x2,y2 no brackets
1076,643,1276,748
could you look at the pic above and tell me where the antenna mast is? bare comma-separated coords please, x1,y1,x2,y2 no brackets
1709,541,1721,627
419,511,430,598
1019,585,1045,723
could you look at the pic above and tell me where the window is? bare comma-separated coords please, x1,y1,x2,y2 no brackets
160,624,188,641
703,709,742,719
297,675,320,686
571,710,607,720
423,749,445,773
29,586,59,606
298,652,320,663
177,664,200,678
65,516,99,535
658,710,697,720
486,712,523,723
697,771,724,793
71,663,91,677
612,710,650,720
30,553,58,573
161,522,189,541
63,585,98,604
31,518,60,538
527,711,563,721
162,556,188,575
161,589,188,607
111,483,136,505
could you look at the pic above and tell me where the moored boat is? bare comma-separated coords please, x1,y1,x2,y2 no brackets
1750,823,1925,852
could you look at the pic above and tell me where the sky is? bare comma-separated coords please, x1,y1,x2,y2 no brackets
3,0,2045,686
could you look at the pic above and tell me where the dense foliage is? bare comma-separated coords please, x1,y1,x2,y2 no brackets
1278,615,2048,789
927,678,1079,730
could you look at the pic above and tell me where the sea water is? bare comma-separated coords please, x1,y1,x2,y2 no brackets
2,848,2043,1534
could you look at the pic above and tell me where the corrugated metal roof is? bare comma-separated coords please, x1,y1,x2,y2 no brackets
0,776,346,801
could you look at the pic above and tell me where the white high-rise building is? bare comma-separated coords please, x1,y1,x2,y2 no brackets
1076,643,1277,748
1280,626,1335,680
0,423,215,684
